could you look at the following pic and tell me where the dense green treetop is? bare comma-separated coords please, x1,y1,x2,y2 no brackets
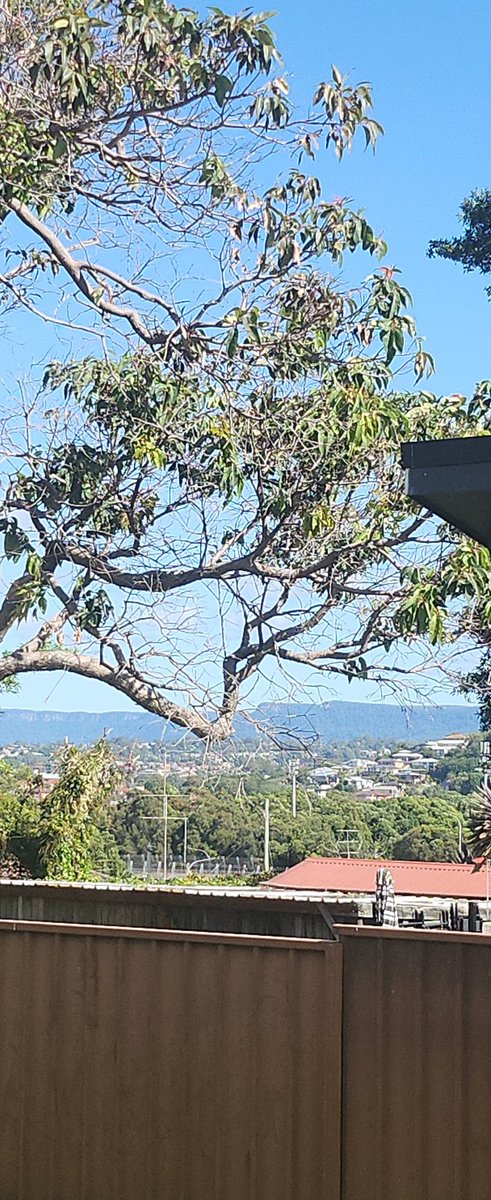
114,769,472,868
0,738,478,875
429,190,491,285
431,735,482,796
0,740,122,878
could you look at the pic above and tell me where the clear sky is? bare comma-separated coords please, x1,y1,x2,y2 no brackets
271,0,491,400
3,0,490,713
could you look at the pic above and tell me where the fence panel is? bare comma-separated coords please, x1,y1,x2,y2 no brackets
340,927,491,1200
0,920,342,1200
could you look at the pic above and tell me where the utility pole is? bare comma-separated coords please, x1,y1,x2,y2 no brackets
291,763,297,819
264,796,270,872
481,740,491,791
162,754,169,883
140,752,188,879
235,777,246,805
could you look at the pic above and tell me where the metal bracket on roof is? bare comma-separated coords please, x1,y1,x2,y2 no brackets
315,900,339,941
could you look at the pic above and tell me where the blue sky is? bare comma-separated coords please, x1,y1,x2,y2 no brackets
3,0,490,713
271,0,491,400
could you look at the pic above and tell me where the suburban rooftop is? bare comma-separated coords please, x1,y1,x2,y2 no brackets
269,856,490,901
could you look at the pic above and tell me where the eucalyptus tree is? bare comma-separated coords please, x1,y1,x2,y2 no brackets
0,0,485,738
429,190,491,288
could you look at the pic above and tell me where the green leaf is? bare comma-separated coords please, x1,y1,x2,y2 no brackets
26,552,42,580
4,526,30,562
214,75,232,107
225,327,239,358
52,137,66,162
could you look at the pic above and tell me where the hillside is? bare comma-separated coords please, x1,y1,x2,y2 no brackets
0,701,479,747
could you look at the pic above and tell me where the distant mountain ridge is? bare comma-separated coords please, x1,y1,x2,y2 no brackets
0,702,479,746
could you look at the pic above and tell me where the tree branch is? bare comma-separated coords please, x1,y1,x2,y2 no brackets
7,199,171,346
0,648,236,740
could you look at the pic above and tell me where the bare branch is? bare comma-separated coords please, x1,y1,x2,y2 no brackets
0,647,235,739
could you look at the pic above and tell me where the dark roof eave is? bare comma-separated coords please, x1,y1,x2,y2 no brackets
402,436,491,551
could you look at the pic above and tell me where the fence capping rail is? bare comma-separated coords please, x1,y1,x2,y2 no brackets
0,916,339,951
335,922,491,946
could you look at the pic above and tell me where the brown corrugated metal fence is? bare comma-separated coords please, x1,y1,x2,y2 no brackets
340,926,491,1200
0,920,342,1200
1,915,491,1198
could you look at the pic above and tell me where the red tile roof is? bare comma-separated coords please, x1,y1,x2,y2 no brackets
268,856,491,901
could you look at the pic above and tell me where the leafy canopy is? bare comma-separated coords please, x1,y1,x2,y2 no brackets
0,740,121,879
115,770,469,868
429,190,491,286
0,0,488,738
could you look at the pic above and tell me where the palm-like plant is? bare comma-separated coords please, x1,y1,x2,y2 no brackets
468,787,491,859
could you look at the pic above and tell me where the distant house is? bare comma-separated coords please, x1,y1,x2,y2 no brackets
341,757,377,774
368,784,402,799
308,767,340,789
391,750,426,765
344,775,371,792
39,772,60,797
419,756,440,771
424,733,471,756
268,855,491,907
